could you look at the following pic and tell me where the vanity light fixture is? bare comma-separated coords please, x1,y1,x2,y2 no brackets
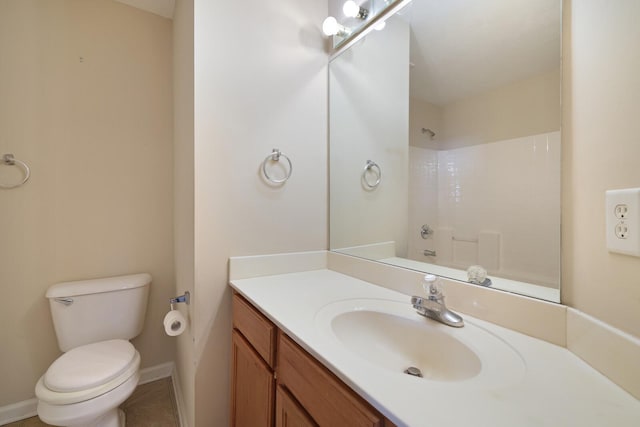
343,1,369,19
322,16,352,37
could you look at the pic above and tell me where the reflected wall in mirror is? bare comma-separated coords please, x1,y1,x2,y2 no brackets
329,0,562,302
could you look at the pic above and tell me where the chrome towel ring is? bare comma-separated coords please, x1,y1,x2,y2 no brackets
262,148,292,184
1,154,31,189
362,160,381,189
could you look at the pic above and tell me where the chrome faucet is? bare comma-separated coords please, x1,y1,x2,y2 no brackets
412,275,464,328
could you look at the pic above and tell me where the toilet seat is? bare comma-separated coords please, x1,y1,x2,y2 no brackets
36,340,140,406
45,340,136,392
37,371,140,427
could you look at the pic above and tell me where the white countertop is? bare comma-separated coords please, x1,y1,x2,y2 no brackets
229,269,640,427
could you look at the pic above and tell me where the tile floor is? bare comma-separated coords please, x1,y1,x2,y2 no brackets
3,377,179,427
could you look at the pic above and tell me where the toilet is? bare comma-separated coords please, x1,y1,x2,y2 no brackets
35,273,151,427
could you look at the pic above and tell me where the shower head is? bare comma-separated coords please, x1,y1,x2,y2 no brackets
422,128,436,139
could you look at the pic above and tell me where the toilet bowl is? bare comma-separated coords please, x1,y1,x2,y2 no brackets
35,339,141,426
36,340,140,426
36,274,150,427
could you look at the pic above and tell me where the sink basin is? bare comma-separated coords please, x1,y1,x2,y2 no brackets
315,298,526,388
332,309,481,381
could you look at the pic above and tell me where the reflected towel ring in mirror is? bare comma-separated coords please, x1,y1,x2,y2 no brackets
1,154,31,189
362,160,381,189
262,148,293,184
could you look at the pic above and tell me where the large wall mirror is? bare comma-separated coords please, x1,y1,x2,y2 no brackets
329,0,562,302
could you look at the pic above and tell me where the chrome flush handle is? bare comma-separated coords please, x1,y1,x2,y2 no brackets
54,297,74,306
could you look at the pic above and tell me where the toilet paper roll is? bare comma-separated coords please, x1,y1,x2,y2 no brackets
163,310,187,336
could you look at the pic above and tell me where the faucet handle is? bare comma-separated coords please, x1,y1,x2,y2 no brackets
414,275,464,328
422,274,443,298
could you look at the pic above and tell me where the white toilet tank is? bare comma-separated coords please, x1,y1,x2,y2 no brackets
46,273,151,352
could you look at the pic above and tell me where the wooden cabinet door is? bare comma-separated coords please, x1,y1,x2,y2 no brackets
275,385,318,427
230,330,275,427
278,334,383,427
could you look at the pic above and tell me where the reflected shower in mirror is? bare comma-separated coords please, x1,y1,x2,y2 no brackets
329,0,562,302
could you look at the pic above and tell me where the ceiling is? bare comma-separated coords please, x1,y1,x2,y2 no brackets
113,0,175,19
407,0,561,105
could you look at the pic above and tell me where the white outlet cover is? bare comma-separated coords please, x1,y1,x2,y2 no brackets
606,188,640,256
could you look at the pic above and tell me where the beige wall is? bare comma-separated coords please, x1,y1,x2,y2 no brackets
172,0,195,426
439,68,561,150
0,0,175,406
192,0,328,424
409,70,561,151
562,0,640,338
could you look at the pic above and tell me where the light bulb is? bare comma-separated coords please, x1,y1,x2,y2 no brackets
322,16,351,37
322,16,339,36
343,1,360,18
374,20,386,31
342,1,369,19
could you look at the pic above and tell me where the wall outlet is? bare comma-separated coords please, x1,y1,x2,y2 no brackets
614,204,628,219
606,188,640,256
614,222,628,239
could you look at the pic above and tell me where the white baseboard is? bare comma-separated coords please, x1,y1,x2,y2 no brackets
0,398,38,425
139,361,174,385
170,366,188,427
0,361,180,425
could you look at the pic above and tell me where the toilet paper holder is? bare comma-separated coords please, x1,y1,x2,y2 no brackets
169,291,190,310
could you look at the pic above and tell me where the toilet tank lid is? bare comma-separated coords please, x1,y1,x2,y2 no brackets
46,273,151,298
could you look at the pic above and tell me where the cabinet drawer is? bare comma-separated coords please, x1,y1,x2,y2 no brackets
233,293,277,367
277,334,383,427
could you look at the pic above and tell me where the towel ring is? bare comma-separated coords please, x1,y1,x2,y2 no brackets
262,149,292,184
362,160,381,189
1,154,30,189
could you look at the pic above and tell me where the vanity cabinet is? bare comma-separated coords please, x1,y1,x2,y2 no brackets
230,294,277,427
231,293,396,427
